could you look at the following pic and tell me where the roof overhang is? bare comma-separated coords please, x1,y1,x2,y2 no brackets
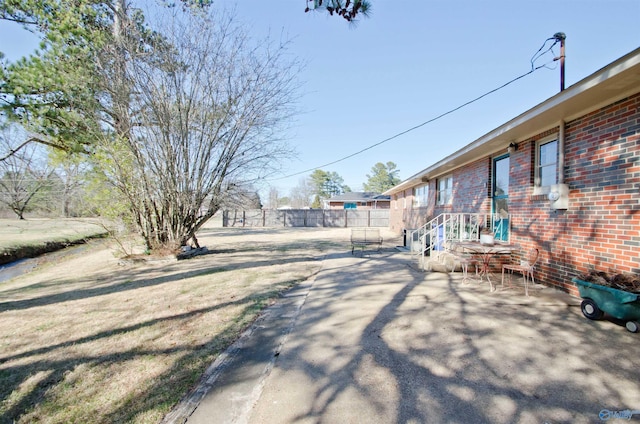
385,48,640,195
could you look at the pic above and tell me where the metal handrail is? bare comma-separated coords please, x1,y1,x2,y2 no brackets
409,213,511,271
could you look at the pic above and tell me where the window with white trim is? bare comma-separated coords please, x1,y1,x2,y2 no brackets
437,176,453,205
536,138,558,191
413,185,429,208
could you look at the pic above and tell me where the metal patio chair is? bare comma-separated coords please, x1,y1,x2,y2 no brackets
501,247,539,296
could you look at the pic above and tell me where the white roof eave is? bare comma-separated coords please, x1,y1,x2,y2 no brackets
384,48,640,196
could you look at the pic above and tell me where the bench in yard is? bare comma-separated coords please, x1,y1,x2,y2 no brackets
350,228,383,255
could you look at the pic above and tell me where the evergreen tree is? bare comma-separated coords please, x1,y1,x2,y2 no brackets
309,169,348,201
363,161,401,193
304,0,372,23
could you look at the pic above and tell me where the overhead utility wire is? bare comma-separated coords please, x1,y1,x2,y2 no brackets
271,37,560,181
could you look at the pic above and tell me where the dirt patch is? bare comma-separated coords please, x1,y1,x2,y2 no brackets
578,269,640,293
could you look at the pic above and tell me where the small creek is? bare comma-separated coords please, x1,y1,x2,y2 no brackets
0,241,103,284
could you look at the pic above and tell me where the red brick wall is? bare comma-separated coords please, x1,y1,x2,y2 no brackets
390,159,493,233
390,189,416,232
389,92,640,294
551,94,639,293
444,158,492,215
506,94,640,294
507,129,560,290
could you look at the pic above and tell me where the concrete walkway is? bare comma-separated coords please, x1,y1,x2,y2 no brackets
166,248,640,424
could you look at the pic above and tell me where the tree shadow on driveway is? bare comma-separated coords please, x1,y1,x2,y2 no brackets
244,250,640,423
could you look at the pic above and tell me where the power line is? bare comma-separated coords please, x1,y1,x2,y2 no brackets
271,37,560,182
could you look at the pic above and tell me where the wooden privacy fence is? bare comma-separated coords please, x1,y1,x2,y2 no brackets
223,209,389,228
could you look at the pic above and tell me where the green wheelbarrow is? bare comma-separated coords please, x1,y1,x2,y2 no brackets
573,278,640,333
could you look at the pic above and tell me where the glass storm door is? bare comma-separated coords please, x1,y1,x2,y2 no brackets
492,155,510,241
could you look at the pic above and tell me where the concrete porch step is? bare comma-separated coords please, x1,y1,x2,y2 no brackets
409,250,477,273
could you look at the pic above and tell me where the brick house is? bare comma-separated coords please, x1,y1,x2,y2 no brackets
385,47,640,295
326,192,391,210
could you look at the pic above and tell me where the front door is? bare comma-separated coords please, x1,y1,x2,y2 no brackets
493,155,510,241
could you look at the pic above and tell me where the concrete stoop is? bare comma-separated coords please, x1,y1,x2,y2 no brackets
395,246,470,274
406,251,466,273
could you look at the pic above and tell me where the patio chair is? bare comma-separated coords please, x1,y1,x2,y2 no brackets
451,253,479,284
501,247,539,296
444,242,479,284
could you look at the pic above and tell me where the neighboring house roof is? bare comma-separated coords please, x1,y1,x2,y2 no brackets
327,192,391,202
385,47,640,195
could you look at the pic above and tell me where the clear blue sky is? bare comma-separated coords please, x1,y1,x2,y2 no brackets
2,0,640,199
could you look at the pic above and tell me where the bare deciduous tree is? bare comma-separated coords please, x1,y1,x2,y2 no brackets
0,125,55,219
267,186,281,209
50,156,91,217
290,177,314,208
94,9,301,251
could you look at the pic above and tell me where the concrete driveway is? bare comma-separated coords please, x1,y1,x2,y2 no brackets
167,248,640,424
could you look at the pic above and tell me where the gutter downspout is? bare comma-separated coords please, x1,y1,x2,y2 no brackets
556,32,566,184
558,120,565,184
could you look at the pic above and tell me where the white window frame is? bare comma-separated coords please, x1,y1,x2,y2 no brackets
413,184,429,208
534,136,559,195
437,175,453,205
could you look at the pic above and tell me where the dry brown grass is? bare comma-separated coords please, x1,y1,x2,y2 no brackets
0,218,109,266
0,224,359,423
0,218,108,250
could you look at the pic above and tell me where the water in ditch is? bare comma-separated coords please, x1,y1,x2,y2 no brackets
0,241,100,284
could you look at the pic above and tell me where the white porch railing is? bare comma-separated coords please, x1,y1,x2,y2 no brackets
409,213,511,271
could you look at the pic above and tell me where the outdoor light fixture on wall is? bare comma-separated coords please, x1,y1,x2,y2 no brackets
507,142,518,153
